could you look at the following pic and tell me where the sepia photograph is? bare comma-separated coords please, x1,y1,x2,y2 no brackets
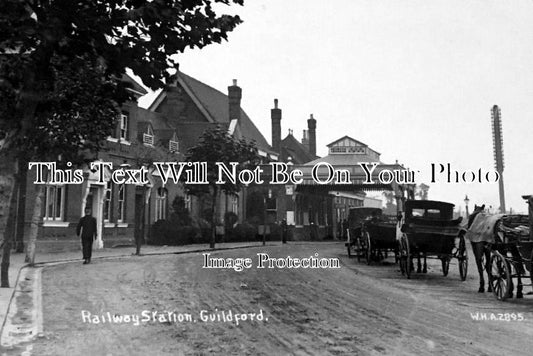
1,1,532,355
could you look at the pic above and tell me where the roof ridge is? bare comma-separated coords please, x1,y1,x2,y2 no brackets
178,71,227,97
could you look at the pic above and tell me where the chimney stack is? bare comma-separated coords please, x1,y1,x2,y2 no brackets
308,114,316,156
271,99,281,153
301,130,309,151
228,79,242,121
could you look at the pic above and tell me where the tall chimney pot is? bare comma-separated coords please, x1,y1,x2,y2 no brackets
228,79,242,121
307,114,317,156
271,98,282,153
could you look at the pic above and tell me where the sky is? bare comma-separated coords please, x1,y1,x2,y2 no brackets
138,0,533,214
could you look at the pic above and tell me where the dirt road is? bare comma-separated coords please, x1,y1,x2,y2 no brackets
9,242,533,355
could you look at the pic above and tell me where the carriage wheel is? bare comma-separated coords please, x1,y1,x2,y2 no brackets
441,257,450,276
399,234,411,279
457,236,468,281
489,251,512,301
364,231,372,265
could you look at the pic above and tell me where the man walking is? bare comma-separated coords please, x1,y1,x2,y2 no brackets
76,207,97,264
281,219,288,244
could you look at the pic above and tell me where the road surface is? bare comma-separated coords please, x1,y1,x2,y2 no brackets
5,242,533,355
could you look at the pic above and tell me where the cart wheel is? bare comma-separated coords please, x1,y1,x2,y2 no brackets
441,257,450,276
489,251,511,301
364,231,372,265
399,234,410,279
458,236,468,281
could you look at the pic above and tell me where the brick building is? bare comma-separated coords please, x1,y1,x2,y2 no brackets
23,71,279,251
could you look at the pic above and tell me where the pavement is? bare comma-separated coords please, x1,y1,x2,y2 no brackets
0,241,276,350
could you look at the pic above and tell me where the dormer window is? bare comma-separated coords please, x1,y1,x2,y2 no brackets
143,125,154,146
168,132,179,153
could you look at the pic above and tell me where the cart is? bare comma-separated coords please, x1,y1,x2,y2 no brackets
488,214,532,301
398,200,467,280
345,207,398,264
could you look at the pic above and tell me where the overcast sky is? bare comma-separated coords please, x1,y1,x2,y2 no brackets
138,0,533,214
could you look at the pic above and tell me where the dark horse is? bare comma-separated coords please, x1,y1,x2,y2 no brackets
466,204,492,293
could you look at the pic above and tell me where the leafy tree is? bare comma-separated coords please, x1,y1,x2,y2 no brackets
184,126,260,248
1,56,120,282
0,0,244,285
170,196,192,226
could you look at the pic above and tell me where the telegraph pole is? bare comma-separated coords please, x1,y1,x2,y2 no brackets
491,105,506,213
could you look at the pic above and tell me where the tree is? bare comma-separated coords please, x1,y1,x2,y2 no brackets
382,191,396,214
127,139,171,256
0,0,244,285
170,196,192,226
184,126,260,248
415,183,429,200
0,55,121,282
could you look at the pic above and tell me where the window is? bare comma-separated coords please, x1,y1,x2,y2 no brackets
169,132,179,153
230,194,238,213
143,125,154,146
120,112,129,140
103,181,112,222
169,140,179,153
184,194,192,212
117,184,126,222
155,187,168,221
44,185,64,221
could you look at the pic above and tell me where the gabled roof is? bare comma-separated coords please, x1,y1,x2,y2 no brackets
122,74,148,97
327,135,368,148
304,154,382,166
281,133,318,164
148,71,276,155
137,108,177,145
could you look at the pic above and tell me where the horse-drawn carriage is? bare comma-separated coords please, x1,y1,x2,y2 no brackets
345,207,397,263
467,212,532,301
398,200,468,280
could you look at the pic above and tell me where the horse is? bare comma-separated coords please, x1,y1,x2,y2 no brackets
463,204,490,293
466,205,525,298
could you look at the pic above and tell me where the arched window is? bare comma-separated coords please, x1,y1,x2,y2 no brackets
184,194,192,212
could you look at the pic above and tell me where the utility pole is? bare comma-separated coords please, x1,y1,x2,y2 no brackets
491,105,506,213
